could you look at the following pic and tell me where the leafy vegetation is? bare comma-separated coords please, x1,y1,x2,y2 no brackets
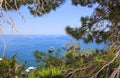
0,55,24,78
1,0,65,16
25,66,64,78
32,41,120,78
1,43,120,78
0,43,120,78
34,49,64,67
66,0,120,48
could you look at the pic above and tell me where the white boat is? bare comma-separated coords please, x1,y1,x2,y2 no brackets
49,47,54,52
28,66,36,70
25,66,36,73
0,58,2,61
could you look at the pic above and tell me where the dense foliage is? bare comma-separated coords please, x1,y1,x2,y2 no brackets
25,66,64,78
34,49,64,67
66,0,120,48
1,42,120,78
0,55,24,78
32,41,120,78
1,0,65,16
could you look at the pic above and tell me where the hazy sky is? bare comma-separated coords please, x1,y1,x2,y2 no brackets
3,0,94,35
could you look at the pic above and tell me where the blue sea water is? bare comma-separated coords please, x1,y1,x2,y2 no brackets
0,35,104,67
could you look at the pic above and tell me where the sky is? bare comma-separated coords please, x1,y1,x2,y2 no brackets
2,0,95,35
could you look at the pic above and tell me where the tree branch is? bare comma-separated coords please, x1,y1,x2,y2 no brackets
65,65,92,78
110,65,120,78
94,49,120,78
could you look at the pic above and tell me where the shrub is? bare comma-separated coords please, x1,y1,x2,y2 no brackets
26,66,64,78
0,55,24,78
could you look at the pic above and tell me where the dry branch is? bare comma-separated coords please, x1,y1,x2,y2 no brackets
0,0,25,57
65,65,92,78
94,49,120,78
0,23,6,57
110,65,120,78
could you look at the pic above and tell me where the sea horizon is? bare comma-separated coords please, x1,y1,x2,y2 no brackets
0,35,104,67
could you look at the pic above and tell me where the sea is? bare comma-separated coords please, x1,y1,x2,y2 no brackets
0,35,104,67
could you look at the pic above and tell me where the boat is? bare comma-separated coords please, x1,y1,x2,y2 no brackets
49,47,54,53
0,58,2,61
21,66,36,75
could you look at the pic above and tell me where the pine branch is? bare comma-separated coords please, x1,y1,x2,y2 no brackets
110,65,120,78
65,65,92,78
93,49,120,78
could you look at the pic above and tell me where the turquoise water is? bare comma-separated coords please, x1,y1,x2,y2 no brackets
0,35,104,67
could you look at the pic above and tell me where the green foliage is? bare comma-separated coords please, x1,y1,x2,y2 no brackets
66,0,120,48
0,55,24,78
34,49,64,67
63,42,120,78
32,41,120,78
25,66,64,78
2,0,65,16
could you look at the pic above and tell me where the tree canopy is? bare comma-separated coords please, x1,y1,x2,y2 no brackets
1,0,65,16
66,0,120,48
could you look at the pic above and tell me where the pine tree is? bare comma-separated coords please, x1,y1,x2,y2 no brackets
66,0,120,48
1,0,65,16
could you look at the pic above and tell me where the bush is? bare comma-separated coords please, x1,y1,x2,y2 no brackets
0,55,24,78
26,66,64,78
33,41,120,78
34,49,64,67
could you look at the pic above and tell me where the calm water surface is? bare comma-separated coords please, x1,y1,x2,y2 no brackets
0,35,104,67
